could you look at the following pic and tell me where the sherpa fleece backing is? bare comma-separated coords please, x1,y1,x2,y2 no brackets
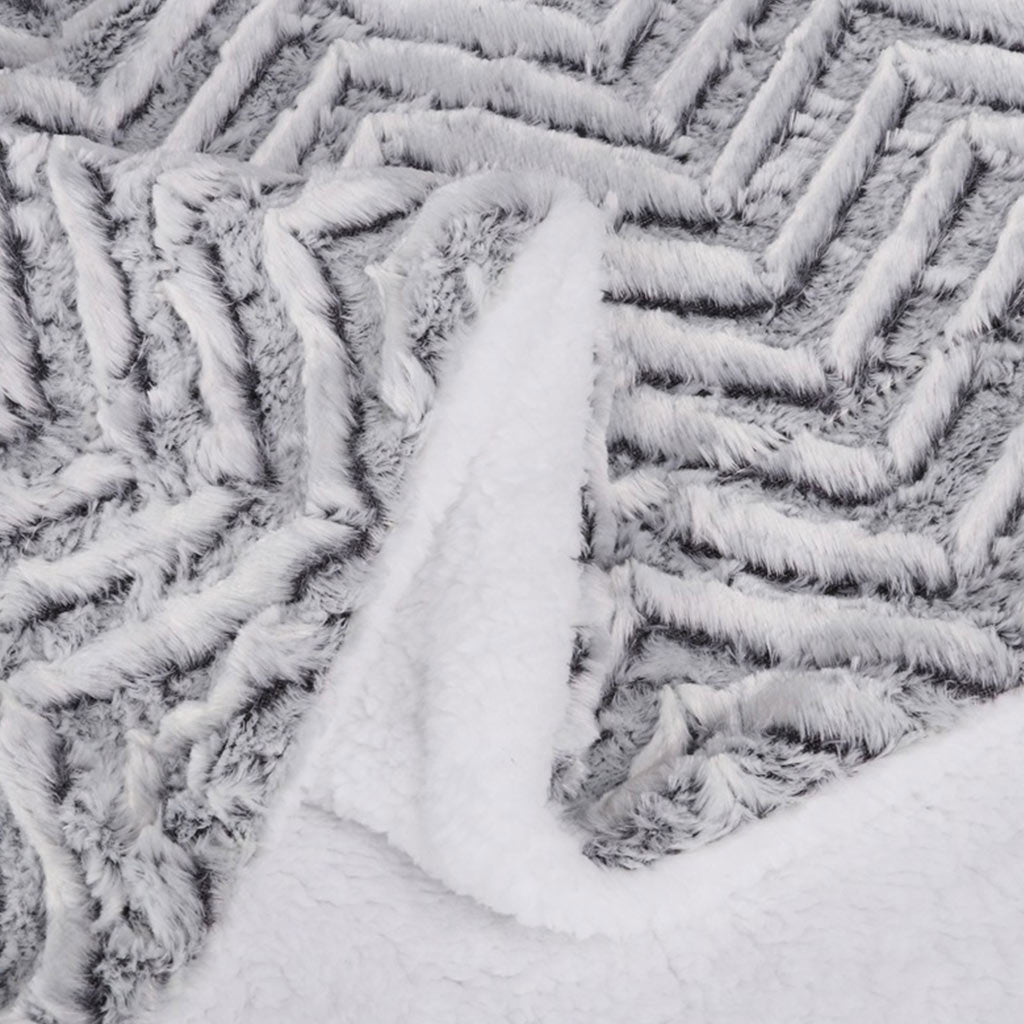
1,0,1024,1020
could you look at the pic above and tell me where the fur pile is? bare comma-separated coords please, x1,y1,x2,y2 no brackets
2,0,1024,1018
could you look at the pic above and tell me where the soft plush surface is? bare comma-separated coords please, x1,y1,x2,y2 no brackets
1,0,1024,1019
143,685,1024,1024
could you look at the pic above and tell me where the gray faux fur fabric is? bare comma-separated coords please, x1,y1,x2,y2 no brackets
2,0,1024,1019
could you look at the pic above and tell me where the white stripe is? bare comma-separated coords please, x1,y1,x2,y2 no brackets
622,474,952,592
5,517,355,706
877,0,1024,47
610,304,827,401
251,41,346,170
652,0,766,135
594,0,662,78
897,38,1024,106
708,0,850,212
947,193,1024,342
0,70,102,136
609,386,783,471
273,166,437,239
770,431,894,501
887,345,976,480
340,0,594,67
164,0,304,152
764,49,908,292
632,562,1017,689
153,178,265,484
827,124,975,380
342,108,706,222
0,452,133,540
93,0,220,132
0,161,45,416
331,36,653,145
0,700,96,1023
0,25,51,67
606,235,768,308
47,141,148,455
263,214,365,518
0,486,245,628
953,422,1024,577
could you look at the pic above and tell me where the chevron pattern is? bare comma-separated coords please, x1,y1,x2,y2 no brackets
3,0,1024,1017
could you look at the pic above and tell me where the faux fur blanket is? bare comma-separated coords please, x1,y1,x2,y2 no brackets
1,0,1023,1020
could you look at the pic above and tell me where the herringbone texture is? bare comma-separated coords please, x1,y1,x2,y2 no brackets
2,0,1024,1018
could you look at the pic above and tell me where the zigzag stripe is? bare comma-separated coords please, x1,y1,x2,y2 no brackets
263,214,367,519
157,267,265,486
0,0,140,69
123,609,333,829
707,0,849,213
762,48,907,290
3,0,1024,1001
706,7,1024,220
339,0,592,69
153,173,266,485
612,302,999,510
763,43,1024,293
0,147,46,429
887,344,976,481
3,516,356,707
341,109,706,222
1,701,209,1023
250,35,350,170
0,452,134,543
0,699,95,1024
631,561,1018,689
946,190,1024,342
0,485,246,629
163,0,305,153
605,235,768,308
609,107,1024,506
46,141,149,456
953,422,1024,577
91,0,221,134
872,0,1024,46
826,122,974,381
0,25,50,67
261,35,657,161
37,614,332,981
613,470,953,592
264,166,442,515
651,0,766,136
609,304,827,402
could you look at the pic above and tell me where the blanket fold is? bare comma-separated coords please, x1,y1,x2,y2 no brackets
5,0,1024,1018
298,182,615,934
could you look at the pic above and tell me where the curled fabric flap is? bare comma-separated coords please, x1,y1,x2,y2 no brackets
291,182,802,939
296,184,667,935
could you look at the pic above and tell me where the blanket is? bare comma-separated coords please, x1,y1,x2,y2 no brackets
1,0,1023,1020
